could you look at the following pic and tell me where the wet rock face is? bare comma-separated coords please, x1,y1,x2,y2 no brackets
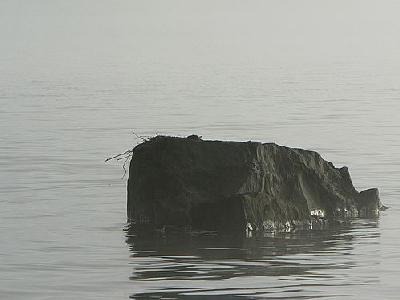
127,136,383,232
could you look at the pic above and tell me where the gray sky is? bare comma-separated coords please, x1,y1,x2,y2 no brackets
2,0,400,80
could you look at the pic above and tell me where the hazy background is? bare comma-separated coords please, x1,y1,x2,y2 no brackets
1,1,400,299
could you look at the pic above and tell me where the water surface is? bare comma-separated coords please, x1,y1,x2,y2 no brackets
1,1,400,299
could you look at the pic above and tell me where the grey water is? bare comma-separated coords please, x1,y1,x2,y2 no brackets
1,0,400,299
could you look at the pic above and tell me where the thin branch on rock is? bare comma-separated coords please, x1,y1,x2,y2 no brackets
132,131,149,142
105,131,162,178
105,149,133,163
105,149,133,179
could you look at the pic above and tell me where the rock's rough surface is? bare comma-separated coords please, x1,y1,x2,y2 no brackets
127,136,383,232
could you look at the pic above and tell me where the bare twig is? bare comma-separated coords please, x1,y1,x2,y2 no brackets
105,148,134,179
121,154,132,178
105,131,158,178
132,131,148,142
105,149,133,163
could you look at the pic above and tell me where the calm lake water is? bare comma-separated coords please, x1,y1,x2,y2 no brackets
1,1,400,299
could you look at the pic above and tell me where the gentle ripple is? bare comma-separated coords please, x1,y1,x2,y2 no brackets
1,0,400,299
126,221,381,299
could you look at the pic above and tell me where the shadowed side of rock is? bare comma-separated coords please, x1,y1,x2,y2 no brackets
127,135,383,232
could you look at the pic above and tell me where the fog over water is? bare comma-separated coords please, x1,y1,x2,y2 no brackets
1,1,400,299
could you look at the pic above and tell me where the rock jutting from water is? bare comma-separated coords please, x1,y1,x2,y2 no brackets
127,135,384,233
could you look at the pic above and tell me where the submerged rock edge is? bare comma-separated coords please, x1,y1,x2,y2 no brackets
127,135,384,233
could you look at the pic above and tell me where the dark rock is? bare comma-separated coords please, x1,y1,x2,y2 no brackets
127,136,383,232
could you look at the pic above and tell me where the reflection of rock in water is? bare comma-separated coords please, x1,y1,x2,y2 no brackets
127,135,383,232
126,221,380,299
